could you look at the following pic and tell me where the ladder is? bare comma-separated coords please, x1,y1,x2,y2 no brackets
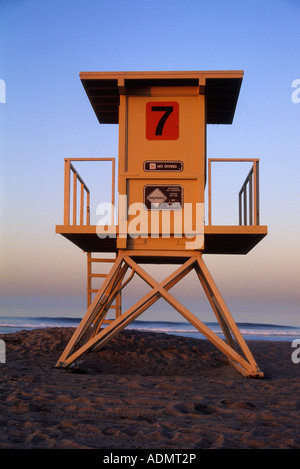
87,252,121,324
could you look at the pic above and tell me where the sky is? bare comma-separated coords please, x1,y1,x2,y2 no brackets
0,0,299,326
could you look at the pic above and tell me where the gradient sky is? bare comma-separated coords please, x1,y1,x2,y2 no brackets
0,0,299,325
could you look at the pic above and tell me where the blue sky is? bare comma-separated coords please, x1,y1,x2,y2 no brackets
0,0,299,325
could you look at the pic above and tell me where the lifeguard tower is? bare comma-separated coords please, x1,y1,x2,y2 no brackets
56,71,267,377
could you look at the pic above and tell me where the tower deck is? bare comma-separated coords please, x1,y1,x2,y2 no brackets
56,224,267,258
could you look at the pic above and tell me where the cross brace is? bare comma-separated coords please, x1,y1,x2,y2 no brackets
56,252,263,378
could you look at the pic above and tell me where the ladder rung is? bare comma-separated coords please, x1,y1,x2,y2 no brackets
89,273,108,278
89,289,119,299
89,258,116,263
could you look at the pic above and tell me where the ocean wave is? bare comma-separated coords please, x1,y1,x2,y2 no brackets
0,317,80,333
127,320,300,340
0,317,299,340
128,325,299,337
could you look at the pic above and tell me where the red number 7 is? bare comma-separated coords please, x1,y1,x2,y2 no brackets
146,101,179,140
151,106,173,135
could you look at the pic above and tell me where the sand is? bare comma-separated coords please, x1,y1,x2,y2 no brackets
0,327,299,450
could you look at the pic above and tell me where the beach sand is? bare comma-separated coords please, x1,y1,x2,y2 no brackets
0,327,299,450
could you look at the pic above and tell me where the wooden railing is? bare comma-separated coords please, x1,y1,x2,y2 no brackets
208,158,260,226
238,160,260,226
63,158,115,226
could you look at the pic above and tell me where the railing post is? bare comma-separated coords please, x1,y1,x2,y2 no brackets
87,252,92,309
243,185,247,225
208,158,212,225
253,160,260,225
80,182,84,226
239,191,242,225
249,170,253,226
111,158,115,225
86,191,90,225
72,170,77,225
64,159,71,225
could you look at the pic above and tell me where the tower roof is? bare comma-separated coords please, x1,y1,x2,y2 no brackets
80,70,243,125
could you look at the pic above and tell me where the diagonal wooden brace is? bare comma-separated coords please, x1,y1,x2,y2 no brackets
56,256,196,367
56,254,125,366
56,253,263,377
125,256,262,377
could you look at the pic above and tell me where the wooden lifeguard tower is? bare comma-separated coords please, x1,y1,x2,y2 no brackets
56,71,267,377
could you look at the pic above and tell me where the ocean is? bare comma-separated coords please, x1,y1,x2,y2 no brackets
0,316,299,342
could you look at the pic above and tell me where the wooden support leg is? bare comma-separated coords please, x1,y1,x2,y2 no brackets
89,263,129,339
56,254,125,367
57,257,197,367
123,255,263,377
196,256,262,376
195,266,236,349
56,253,263,378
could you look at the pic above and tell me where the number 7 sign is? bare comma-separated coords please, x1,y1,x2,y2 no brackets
146,101,179,140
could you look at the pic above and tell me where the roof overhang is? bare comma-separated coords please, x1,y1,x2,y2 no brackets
80,70,243,125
